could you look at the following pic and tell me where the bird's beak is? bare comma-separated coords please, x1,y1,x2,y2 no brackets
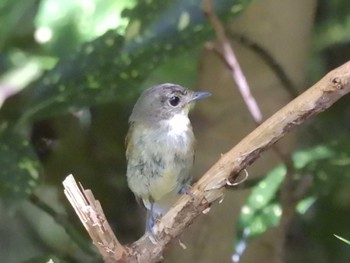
189,91,211,103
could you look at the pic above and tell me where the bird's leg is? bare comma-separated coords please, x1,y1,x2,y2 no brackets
146,202,158,240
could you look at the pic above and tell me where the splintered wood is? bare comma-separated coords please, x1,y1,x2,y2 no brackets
63,174,126,263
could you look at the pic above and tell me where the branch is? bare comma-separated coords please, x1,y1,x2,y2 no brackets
63,175,127,263
63,60,350,263
203,0,263,123
227,32,300,99
203,0,295,166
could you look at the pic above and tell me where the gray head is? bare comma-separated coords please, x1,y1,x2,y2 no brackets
129,83,211,124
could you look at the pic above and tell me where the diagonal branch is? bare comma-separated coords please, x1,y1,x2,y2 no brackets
63,60,350,263
203,0,263,123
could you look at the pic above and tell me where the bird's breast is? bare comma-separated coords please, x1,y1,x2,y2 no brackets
126,117,195,204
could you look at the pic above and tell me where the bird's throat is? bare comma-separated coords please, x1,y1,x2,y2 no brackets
163,114,191,137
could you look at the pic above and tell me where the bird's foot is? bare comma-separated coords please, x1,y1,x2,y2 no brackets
146,209,162,243
179,184,194,198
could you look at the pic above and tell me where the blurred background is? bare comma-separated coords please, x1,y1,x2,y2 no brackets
1,0,350,262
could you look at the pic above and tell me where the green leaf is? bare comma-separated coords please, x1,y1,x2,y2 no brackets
296,196,316,214
237,165,285,233
0,126,40,198
334,234,350,246
233,165,285,261
245,165,286,211
313,1,350,51
17,0,254,121
293,145,334,169
35,0,135,45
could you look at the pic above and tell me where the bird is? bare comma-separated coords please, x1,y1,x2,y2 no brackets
125,83,211,237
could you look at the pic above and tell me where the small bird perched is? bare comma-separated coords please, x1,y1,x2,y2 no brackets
126,83,211,236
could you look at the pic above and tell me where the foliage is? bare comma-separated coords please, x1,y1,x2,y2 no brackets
314,0,350,51
234,137,350,260
0,127,40,198
0,0,252,199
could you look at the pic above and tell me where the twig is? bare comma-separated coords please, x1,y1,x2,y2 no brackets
64,60,350,262
203,0,292,169
63,175,127,263
227,32,300,99
226,32,326,144
203,0,263,124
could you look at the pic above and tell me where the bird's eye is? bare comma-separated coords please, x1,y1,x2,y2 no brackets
169,96,180,106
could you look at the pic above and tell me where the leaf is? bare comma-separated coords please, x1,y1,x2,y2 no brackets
293,145,334,169
302,136,350,196
296,196,316,214
245,165,286,210
34,0,135,53
237,165,285,233
232,166,285,261
0,126,40,198
17,0,254,121
334,234,350,246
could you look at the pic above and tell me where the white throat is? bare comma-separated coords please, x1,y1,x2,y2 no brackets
165,114,190,136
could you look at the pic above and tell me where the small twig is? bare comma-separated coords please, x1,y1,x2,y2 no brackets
203,0,292,166
63,175,126,263
227,32,300,99
231,33,329,145
203,0,263,124
226,33,326,144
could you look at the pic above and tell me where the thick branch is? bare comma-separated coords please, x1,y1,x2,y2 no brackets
64,61,350,263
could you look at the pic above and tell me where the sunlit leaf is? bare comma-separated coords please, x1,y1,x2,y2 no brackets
334,234,350,246
245,165,286,211
302,136,350,196
296,196,316,214
35,0,135,45
233,166,285,261
236,166,285,237
293,145,334,169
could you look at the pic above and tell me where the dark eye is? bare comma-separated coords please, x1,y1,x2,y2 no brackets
169,96,180,106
